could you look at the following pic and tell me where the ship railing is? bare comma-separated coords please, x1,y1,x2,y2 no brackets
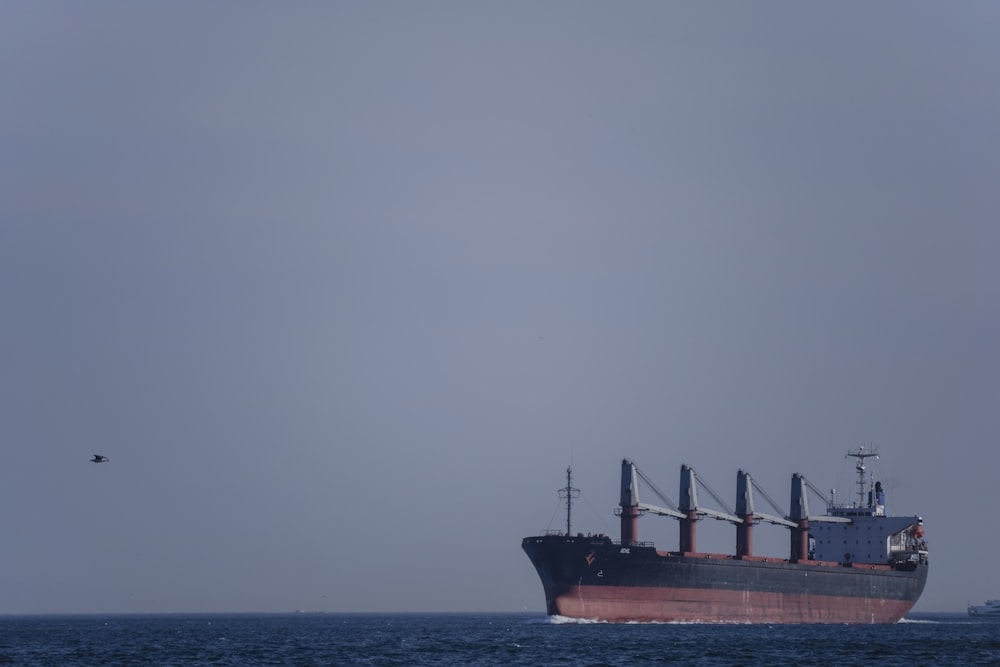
612,540,655,547
542,530,614,540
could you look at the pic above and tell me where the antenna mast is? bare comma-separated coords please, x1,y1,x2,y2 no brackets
846,445,878,507
558,466,580,535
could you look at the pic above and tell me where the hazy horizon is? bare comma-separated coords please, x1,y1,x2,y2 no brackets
3,2,997,615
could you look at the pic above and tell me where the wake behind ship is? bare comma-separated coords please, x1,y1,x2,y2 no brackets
522,448,928,624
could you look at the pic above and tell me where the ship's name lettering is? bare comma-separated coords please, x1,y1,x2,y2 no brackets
619,548,630,554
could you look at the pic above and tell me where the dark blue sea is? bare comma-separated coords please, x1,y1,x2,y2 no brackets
1,612,997,666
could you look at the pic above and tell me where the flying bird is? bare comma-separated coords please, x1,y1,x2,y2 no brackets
91,454,109,463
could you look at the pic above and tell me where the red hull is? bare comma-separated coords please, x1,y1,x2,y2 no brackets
551,584,915,624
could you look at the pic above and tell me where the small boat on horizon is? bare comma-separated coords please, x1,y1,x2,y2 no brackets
968,599,1000,617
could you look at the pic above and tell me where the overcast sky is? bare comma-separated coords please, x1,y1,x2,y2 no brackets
2,2,997,615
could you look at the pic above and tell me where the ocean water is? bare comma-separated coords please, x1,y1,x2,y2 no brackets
0,612,997,666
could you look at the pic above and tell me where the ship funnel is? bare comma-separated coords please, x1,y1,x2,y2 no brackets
619,459,641,545
870,480,886,515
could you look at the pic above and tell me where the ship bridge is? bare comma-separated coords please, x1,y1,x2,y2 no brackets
808,447,926,565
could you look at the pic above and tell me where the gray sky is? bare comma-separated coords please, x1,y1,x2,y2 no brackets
2,2,997,614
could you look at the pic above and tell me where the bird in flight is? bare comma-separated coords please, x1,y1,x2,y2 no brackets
91,454,109,463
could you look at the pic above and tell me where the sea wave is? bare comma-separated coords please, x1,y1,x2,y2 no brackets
531,615,753,625
533,614,606,624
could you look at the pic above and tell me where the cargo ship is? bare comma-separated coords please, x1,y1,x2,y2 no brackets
522,448,928,623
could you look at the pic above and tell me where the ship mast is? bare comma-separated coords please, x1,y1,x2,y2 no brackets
558,466,580,535
846,445,878,507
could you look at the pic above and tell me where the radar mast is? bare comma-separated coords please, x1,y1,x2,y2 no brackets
846,445,879,508
558,466,580,535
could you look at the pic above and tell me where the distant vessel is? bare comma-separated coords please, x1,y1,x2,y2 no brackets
522,447,929,624
968,600,1000,617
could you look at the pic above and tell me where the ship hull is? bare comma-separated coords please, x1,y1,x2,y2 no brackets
523,534,928,624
